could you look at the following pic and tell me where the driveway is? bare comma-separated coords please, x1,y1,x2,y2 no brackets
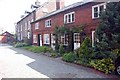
0,44,118,78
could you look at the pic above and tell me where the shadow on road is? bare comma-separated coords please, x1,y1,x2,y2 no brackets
2,44,119,78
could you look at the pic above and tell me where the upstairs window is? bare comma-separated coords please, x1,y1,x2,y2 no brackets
28,21,31,30
92,3,106,19
45,19,51,27
21,25,22,31
64,12,75,24
35,22,39,29
25,22,27,30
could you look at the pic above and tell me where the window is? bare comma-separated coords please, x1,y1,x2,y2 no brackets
64,12,75,24
74,33,80,43
21,32,23,40
33,35,37,43
28,32,30,39
25,22,27,30
35,22,39,29
92,3,106,19
61,35,68,45
45,19,51,27
21,25,22,31
44,34,50,44
92,31,95,47
28,21,31,30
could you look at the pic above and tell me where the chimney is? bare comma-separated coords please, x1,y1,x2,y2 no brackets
56,0,64,10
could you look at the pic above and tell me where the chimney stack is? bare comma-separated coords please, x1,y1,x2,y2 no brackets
56,0,64,10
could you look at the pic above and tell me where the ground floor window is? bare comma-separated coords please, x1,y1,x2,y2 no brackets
20,32,23,40
44,34,50,44
61,35,68,45
27,32,30,39
33,34,37,43
92,31,95,47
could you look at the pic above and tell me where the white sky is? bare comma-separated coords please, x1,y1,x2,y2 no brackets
0,0,83,33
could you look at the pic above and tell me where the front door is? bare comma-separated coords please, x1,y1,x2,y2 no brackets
74,33,80,50
39,35,42,46
51,34,55,50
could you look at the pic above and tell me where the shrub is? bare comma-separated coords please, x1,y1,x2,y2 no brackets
90,58,115,74
62,52,77,63
59,44,65,55
112,49,120,60
50,52,60,58
14,42,29,48
75,59,92,67
78,37,93,64
23,46,52,53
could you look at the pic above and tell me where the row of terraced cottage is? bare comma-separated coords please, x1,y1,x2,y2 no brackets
16,0,106,51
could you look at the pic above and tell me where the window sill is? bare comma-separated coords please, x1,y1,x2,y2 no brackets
92,17,99,20
64,21,75,24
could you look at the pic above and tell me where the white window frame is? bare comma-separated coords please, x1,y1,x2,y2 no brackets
61,35,68,45
44,34,50,44
35,22,39,29
28,21,31,30
92,31,95,47
45,19,51,27
64,12,75,24
21,32,23,40
33,34,37,43
21,25,22,31
25,22,27,30
27,32,30,39
92,3,106,19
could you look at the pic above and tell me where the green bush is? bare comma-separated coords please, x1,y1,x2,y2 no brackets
23,46,52,53
90,58,115,74
75,59,92,67
112,49,120,60
59,44,65,55
78,37,93,64
14,42,29,48
62,52,77,63
50,52,60,58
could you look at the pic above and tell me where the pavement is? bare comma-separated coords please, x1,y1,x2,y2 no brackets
0,43,119,79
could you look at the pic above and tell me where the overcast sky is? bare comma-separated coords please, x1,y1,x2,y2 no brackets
0,0,82,33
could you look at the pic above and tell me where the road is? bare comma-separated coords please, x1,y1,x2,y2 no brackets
0,44,118,78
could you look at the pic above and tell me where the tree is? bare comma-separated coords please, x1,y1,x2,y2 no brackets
95,2,120,59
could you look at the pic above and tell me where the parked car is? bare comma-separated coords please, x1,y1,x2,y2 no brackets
115,56,120,76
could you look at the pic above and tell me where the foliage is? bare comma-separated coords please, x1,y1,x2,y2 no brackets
90,58,115,74
59,44,65,55
53,24,86,51
72,24,86,33
23,46,52,53
112,49,120,60
62,52,77,63
96,2,120,51
50,52,60,58
78,37,93,63
92,44,116,60
75,60,92,67
14,42,29,48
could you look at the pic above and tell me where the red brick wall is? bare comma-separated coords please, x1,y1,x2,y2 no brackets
0,36,14,43
32,2,102,46
0,36,7,43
